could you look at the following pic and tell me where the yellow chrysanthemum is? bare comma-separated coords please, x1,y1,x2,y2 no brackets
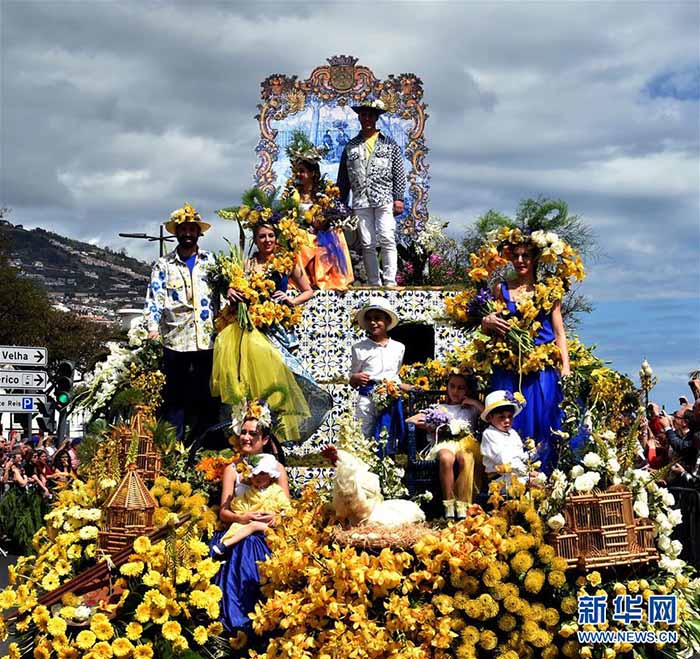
161,620,181,641
193,625,208,645
47,616,68,637
90,613,114,641
125,621,143,641
75,630,97,650
89,641,113,659
132,646,154,659
111,638,134,657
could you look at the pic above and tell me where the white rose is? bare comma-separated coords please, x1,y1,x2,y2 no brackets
660,490,675,508
659,556,686,575
583,452,603,469
571,465,585,478
449,418,470,436
601,430,616,441
657,535,671,552
633,500,649,519
668,509,683,526
550,240,565,255
607,458,620,474
547,514,566,531
574,471,600,492
670,540,683,558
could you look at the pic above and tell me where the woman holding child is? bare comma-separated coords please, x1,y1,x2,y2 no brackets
210,408,289,632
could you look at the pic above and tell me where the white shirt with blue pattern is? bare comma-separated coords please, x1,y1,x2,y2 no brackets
144,248,217,352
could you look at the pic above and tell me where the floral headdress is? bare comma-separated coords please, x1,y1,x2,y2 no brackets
286,130,327,167
164,202,211,235
230,399,274,436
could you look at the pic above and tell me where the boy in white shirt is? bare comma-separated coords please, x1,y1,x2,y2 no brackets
480,390,532,486
349,297,409,452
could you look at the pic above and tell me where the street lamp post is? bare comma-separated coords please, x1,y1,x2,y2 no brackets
118,226,174,257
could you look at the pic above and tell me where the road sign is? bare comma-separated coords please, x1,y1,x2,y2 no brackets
0,346,47,367
0,394,48,413
0,369,49,390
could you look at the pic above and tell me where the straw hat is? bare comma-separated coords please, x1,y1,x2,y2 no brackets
164,202,211,235
355,296,399,331
481,390,526,422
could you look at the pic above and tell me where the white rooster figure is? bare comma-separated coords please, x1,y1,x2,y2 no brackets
330,448,425,526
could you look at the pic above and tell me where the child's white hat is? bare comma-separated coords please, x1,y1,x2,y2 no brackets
481,390,526,422
249,453,281,479
355,296,399,331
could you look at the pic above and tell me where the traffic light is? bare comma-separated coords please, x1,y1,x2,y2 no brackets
54,361,75,409
37,399,57,434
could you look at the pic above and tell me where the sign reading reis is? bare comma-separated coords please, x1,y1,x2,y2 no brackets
0,370,49,390
0,346,48,367
0,394,48,413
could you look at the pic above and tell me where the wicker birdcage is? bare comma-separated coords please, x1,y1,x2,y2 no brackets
98,464,157,555
548,485,659,571
115,406,161,485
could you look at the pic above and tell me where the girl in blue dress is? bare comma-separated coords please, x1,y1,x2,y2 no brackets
481,241,570,474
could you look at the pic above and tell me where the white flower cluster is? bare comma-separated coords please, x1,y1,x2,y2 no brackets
529,229,566,259
75,341,134,413
415,217,448,255
448,418,472,437
539,440,686,576
45,504,102,533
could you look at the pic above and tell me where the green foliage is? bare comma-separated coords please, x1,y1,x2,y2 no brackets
0,488,48,554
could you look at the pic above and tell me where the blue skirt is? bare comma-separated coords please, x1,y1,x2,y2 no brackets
491,366,563,475
210,530,271,632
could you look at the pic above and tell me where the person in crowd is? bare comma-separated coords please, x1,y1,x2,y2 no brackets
350,297,414,454
210,410,290,632
337,98,406,287
481,238,570,475
144,203,219,443
49,449,78,484
480,390,535,487
640,405,670,469
210,453,290,556
287,133,354,291
407,372,485,518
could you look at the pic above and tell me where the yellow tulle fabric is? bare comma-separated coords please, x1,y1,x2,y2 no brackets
210,321,310,441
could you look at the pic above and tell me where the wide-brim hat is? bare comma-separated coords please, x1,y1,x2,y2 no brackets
355,296,399,331
481,390,526,422
164,203,211,235
351,98,387,115
249,453,280,479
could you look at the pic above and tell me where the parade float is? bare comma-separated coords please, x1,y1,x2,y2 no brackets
1,56,699,659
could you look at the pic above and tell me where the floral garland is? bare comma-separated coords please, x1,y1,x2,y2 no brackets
444,226,586,375
282,176,357,232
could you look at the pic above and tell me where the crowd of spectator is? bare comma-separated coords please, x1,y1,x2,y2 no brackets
636,379,700,568
0,429,81,552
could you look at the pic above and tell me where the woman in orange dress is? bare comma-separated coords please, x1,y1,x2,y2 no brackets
288,135,354,291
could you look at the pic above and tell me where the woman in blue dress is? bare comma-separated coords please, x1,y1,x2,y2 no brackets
481,240,571,474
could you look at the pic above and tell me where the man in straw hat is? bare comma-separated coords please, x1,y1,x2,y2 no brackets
144,203,219,443
337,98,406,288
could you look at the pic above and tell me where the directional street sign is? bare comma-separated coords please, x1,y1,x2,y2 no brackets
0,369,49,390
0,346,48,367
0,394,48,413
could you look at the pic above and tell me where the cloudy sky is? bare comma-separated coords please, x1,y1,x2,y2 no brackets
1,1,698,408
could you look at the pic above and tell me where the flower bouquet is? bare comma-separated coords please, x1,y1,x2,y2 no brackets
370,379,403,412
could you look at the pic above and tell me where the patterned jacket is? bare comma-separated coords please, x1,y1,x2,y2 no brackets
337,132,406,209
144,248,217,352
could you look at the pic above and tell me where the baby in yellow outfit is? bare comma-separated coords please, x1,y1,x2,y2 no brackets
211,454,291,556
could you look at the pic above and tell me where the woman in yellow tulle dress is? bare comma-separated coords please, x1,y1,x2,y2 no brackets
210,204,332,442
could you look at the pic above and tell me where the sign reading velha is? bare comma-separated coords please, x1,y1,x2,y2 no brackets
0,346,48,367
0,394,48,413
0,369,49,390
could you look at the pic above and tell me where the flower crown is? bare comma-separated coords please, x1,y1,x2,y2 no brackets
170,202,201,225
230,399,273,436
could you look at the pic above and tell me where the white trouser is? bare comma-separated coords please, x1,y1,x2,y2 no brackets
355,395,376,437
355,204,397,286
